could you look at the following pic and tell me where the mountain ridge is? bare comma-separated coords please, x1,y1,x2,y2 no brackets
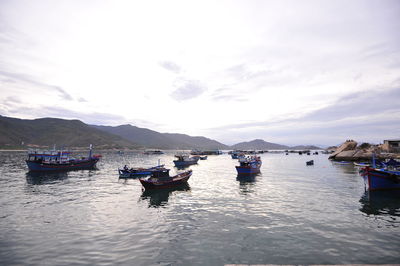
0,115,321,150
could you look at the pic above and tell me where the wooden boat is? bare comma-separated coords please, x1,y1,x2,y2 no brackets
26,146,101,172
231,152,245,159
359,167,400,191
354,162,370,167
143,150,164,155
118,164,165,178
173,154,199,167
236,156,262,175
306,160,314,166
139,169,192,189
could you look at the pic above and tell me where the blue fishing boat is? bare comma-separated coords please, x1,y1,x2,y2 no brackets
143,150,164,155
173,154,199,167
236,156,262,175
26,145,101,172
354,162,371,167
118,164,166,178
360,167,400,191
231,151,245,159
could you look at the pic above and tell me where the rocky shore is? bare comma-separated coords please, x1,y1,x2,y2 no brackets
328,140,400,161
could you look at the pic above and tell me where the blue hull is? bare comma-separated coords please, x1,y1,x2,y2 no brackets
26,159,98,172
236,165,261,174
361,168,400,191
173,161,197,167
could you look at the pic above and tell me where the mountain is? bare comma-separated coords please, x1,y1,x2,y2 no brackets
0,115,322,150
290,145,322,150
93,124,229,150
0,115,139,149
230,139,289,150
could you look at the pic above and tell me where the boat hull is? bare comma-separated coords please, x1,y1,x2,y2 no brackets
361,167,400,191
235,165,261,175
173,160,198,167
26,158,99,172
118,165,165,178
140,171,192,189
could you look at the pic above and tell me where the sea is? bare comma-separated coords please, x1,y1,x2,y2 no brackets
0,151,399,265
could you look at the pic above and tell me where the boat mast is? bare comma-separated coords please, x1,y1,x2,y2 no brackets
89,144,93,158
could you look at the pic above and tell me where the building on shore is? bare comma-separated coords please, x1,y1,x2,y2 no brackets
382,139,400,153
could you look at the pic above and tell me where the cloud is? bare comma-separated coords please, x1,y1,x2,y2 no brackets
0,103,128,126
207,87,400,145
210,87,248,102
170,79,206,101
0,70,74,101
159,61,181,74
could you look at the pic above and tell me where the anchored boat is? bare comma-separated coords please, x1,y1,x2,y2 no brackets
235,155,262,175
26,145,101,172
118,164,166,178
173,154,199,167
360,167,400,191
139,169,192,189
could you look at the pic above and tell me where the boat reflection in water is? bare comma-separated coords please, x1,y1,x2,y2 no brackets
140,184,191,208
26,171,69,185
359,190,400,218
236,173,258,195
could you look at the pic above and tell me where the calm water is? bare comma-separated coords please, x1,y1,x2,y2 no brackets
0,151,399,265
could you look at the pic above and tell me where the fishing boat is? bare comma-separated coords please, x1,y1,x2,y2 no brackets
359,167,400,191
26,145,101,172
143,150,164,155
139,169,193,189
173,154,199,167
118,164,165,178
354,162,370,167
231,152,245,159
236,155,262,175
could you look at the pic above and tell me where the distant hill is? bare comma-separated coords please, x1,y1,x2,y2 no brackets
93,124,229,150
230,139,289,150
0,115,322,150
290,145,322,150
0,115,139,149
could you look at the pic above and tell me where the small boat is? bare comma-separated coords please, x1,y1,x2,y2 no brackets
143,150,164,155
139,169,193,189
236,156,262,175
173,154,199,167
306,160,314,166
359,167,400,191
26,145,101,172
118,164,165,178
354,162,370,167
231,153,245,159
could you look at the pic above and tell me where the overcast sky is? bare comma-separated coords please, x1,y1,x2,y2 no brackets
0,0,399,146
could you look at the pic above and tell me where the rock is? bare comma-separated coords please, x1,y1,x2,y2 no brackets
329,140,357,160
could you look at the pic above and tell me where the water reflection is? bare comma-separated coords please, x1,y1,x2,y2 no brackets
330,161,358,175
237,174,258,195
140,184,191,207
359,190,400,217
174,165,193,170
26,171,69,185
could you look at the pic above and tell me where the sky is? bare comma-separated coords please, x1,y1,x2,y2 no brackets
0,0,399,146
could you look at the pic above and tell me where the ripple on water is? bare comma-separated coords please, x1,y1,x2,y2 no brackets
0,151,399,265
